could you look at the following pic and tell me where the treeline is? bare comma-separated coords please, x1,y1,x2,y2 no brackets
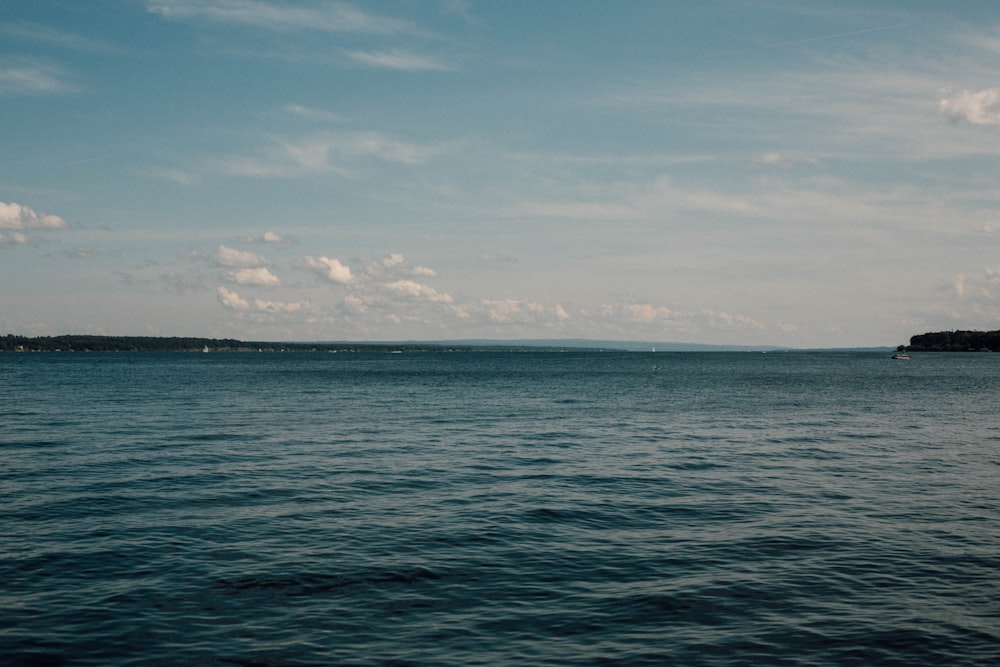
0,334,496,353
908,330,1000,352
1,335,246,352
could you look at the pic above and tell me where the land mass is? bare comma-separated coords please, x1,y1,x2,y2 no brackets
0,334,609,353
8,331,995,353
906,330,1000,352
0,334,891,353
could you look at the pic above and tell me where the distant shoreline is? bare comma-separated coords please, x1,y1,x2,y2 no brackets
2,335,639,353
0,333,888,353
4,330,996,353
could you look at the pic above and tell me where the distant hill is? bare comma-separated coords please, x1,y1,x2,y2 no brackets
907,330,1000,352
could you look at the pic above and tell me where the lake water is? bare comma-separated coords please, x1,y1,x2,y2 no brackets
2,350,998,666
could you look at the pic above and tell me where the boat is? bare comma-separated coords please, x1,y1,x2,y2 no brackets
891,346,910,359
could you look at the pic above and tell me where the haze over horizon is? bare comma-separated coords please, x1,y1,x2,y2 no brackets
2,1,998,348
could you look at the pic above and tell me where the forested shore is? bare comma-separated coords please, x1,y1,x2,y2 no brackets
0,335,436,353
0,335,550,353
907,330,1000,352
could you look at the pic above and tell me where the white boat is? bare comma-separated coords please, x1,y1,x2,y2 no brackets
891,349,910,359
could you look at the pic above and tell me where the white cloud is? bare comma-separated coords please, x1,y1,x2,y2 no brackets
412,265,438,277
68,247,100,259
0,201,69,229
939,87,1000,125
382,252,405,268
702,309,766,331
297,255,353,284
147,0,415,35
475,299,566,325
588,303,765,337
212,244,269,267
0,60,76,95
347,50,453,72
0,231,29,245
384,279,452,303
752,152,821,168
245,229,296,247
227,267,281,286
343,293,367,313
217,285,250,310
217,285,311,315
373,252,438,278
252,297,310,313
600,303,674,323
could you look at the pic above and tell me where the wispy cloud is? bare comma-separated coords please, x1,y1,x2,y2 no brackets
600,44,999,162
147,167,197,185
347,50,453,71
0,21,120,53
0,59,77,95
222,131,450,177
736,22,909,53
752,152,822,168
147,0,418,35
66,246,104,260
282,104,346,123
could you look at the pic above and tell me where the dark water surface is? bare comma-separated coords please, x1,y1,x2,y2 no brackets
2,350,998,666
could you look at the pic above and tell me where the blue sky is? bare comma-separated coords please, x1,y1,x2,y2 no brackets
2,1,998,346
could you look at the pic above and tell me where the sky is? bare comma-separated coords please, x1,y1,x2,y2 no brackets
2,1,998,347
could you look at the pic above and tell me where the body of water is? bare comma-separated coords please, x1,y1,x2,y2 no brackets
2,350,998,665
